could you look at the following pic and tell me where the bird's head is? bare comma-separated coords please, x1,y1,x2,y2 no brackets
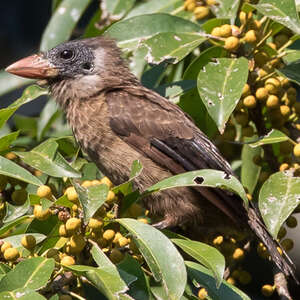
6,37,136,106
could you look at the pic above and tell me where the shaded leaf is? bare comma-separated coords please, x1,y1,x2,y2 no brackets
0,257,55,292
248,129,289,147
144,169,248,208
211,0,240,22
278,59,300,85
103,0,135,19
253,0,300,35
40,0,92,51
4,198,30,223
259,171,300,238
0,216,31,236
186,261,250,300
73,181,109,224
118,218,186,300
106,13,200,50
197,57,249,133
0,290,46,300
2,233,46,248
0,131,19,152
172,239,225,287
0,156,42,186
142,32,206,65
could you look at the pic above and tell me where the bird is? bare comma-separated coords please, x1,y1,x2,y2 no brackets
5,36,296,281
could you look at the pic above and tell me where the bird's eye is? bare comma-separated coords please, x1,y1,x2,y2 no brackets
60,49,74,60
82,62,92,70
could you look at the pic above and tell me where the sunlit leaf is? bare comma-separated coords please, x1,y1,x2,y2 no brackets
248,129,290,147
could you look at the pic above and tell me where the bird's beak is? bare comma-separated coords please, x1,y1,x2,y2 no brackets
5,54,59,79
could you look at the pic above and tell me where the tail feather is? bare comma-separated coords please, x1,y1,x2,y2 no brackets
247,207,298,283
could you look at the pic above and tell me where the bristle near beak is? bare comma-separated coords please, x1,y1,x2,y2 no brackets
5,54,59,79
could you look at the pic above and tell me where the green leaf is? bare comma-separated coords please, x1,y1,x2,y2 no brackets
118,218,186,300
284,49,300,64
172,239,225,288
4,198,30,223
103,0,135,18
144,169,248,208
0,71,33,98
211,0,240,22
253,0,300,35
0,156,42,186
2,233,46,248
67,263,129,300
15,139,81,178
248,129,290,147
186,261,250,300
259,171,300,238
0,131,19,152
54,194,74,209
73,181,109,224
106,13,201,50
0,290,47,300
83,10,102,38
197,57,249,133
37,99,61,140
0,216,31,236
0,85,47,129
0,257,55,292
142,32,206,65
241,144,262,194
278,59,300,85
40,0,92,51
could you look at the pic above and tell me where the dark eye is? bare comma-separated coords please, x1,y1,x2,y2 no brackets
60,49,74,60
82,62,92,70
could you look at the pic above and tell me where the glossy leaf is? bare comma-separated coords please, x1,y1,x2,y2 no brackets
0,257,55,292
197,57,249,133
0,290,46,300
40,0,92,51
253,0,300,34
186,261,250,300
259,171,300,238
0,156,42,186
241,144,262,194
73,181,109,224
4,198,30,223
0,85,47,129
106,13,200,50
211,0,241,22
278,59,300,85
0,131,19,152
172,239,225,287
142,32,206,65
118,218,186,300
144,169,248,208
15,139,81,178
103,0,135,19
0,216,31,236
248,129,289,147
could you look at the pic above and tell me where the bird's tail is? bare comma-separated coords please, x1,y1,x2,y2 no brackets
247,207,298,283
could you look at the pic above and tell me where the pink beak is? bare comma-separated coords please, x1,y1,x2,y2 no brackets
5,54,58,79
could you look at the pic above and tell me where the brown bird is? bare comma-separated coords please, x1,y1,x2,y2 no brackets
6,36,296,280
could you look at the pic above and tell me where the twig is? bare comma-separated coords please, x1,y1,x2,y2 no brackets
274,272,292,300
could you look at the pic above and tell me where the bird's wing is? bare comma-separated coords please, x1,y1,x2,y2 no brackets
106,85,233,175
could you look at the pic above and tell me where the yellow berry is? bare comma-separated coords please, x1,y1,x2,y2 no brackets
293,144,300,157
100,177,114,188
220,24,232,37
198,288,208,299
46,248,60,261
109,248,124,264
113,232,123,244
4,247,20,261
65,186,78,202
206,0,216,5
261,284,274,297
37,185,52,199
239,11,247,24
59,224,68,237
242,83,251,97
232,248,245,260
257,242,269,259
265,83,278,95
33,205,51,221
286,216,297,228
118,237,129,247
231,25,241,37
211,27,222,37
21,235,36,250
243,95,256,108
194,6,210,20
279,163,289,172
255,87,268,100
1,242,12,253
138,218,149,224
88,218,103,230
103,229,115,241
281,239,294,251
266,95,279,108
266,77,281,88
5,152,17,160
106,190,116,203
279,105,290,118
277,246,283,255
65,217,81,232
224,36,240,51
81,180,93,188
227,277,236,285
61,255,75,266
11,189,27,205
69,235,86,253
244,30,257,43
213,235,223,245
